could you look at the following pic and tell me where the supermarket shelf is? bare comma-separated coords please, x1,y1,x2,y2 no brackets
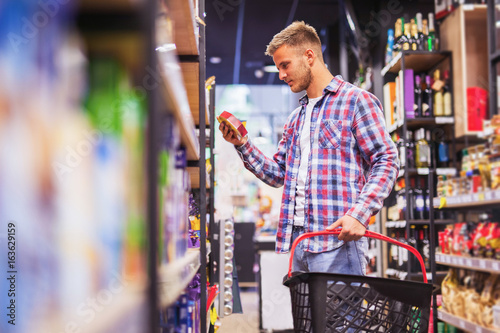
388,117,454,134
187,166,210,189
388,119,404,134
437,309,499,333
433,189,500,209
158,248,201,308
436,253,500,273
168,0,199,56
180,62,210,127
381,51,450,76
408,116,454,127
385,219,453,228
157,50,200,161
385,268,407,280
407,271,448,280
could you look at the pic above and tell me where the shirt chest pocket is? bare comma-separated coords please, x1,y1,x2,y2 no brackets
318,120,342,149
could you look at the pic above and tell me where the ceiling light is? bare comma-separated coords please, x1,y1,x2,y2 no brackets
263,65,279,73
210,56,222,64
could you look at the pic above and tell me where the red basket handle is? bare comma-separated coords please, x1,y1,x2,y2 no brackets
288,229,428,283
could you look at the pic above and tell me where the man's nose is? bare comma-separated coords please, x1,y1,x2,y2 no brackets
279,70,286,81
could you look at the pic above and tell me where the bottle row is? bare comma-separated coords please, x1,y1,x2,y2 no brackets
385,13,438,65
394,127,450,170
384,68,453,131
388,225,431,272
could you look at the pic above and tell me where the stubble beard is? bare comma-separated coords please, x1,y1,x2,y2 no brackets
291,62,312,93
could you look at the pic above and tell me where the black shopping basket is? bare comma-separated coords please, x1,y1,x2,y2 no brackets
283,229,433,333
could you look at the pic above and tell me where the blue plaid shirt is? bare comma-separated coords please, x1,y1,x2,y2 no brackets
236,76,399,253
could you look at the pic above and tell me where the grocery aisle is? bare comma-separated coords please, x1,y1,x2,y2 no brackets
3,0,500,332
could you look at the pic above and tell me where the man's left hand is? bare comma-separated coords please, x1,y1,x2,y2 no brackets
326,215,366,242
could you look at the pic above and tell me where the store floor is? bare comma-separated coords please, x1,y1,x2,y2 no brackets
219,287,260,333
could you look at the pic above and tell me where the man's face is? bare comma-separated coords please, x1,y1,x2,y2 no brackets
273,45,312,93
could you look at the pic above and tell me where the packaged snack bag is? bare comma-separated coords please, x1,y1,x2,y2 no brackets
484,223,500,259
473,222,489,258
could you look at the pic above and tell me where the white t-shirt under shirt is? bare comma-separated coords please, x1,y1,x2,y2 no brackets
294,96,322,227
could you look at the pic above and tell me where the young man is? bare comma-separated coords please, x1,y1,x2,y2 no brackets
219,21,399,275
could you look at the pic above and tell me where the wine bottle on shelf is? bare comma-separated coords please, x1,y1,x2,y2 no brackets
416,13,426,51
385,29,394,65
406,130,415,169
390,231,399,269
413,178,425,220
402,22,412,51
433,70,444,117
408,225,418,272
408,179,414,220
410,20,419,51
422,19,429,51
422,75,433,117
414,75,423,117
393,18,403,58
398,186,407,221
437,134,450,168
398,231,408,271
428,13,436,51
415,128,430,168
443,70,452,116
398,136,406,168
424,186,431,219
421,225,431,271
426,129,434,169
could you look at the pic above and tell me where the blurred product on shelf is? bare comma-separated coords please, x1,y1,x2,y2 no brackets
435,116,500,203
441,268,500,329
0,2,148,331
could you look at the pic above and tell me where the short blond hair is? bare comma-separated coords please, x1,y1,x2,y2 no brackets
265,21,323,61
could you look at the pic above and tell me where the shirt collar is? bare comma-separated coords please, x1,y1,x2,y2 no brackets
299,75,344,107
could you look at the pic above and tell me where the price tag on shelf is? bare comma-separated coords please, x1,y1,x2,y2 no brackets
478,192,485,201
466,259,473,267
437,311,443,320
492,261,499,271
479,260,487,269
472,193,479,202
417,168,429,175
438,197,447,209
452,257,458,265
485,191,493,201
446,256,452,264
475,326,482,333
459,319,466,328
458,258,465,266
435,117,454,124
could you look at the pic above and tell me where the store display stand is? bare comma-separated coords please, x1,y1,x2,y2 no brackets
148,0,215,331
381,50,457,282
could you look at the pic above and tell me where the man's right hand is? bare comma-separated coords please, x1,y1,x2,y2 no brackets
219,121,247,146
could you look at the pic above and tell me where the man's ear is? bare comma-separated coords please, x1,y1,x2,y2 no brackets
304,49,315,65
